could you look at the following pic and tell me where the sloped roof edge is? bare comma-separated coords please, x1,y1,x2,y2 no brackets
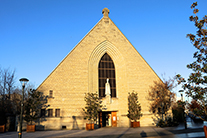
37,9,162,90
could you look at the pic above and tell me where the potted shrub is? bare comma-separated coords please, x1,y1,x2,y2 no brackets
82,92,102,130
127,91,142,128
24,89,46,132
0,124,5,133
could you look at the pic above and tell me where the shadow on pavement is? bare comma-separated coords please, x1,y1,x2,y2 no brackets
116,128,130,138
168,127,204,134
140,130,147,137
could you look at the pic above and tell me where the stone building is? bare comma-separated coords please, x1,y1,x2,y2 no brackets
37,8,161,130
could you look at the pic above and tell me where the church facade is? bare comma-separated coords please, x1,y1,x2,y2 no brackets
37,8,161,130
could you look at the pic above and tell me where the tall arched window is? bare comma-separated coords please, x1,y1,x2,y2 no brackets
98,53,116,98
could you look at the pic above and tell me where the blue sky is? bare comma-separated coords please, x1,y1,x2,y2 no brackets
0,0,207,98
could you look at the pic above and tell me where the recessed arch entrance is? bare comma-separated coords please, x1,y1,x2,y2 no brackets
88,40,126,128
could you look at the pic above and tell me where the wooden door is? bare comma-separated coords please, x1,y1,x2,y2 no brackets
111,111,117,127
99,112,102,128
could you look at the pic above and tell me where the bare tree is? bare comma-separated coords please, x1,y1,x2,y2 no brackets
0,67,15,100
0,67,16,125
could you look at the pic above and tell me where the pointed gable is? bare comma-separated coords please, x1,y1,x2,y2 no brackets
37,8,161,128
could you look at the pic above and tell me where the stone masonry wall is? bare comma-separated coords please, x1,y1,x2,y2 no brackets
37,8,161,130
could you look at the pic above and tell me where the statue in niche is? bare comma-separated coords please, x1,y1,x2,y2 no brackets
105,78,111,96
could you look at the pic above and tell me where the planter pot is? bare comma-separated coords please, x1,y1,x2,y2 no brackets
27,124,35,132
86,123,94,130
131,121,140,128
204,125,207,138
0,125,5,132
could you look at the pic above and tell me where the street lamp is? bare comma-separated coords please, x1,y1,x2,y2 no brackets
19,78,29,138
181,93,183,102
180,92,187,129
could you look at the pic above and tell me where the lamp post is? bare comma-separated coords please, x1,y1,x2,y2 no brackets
181,93,183,101
181,93,187,129
19,78,29,138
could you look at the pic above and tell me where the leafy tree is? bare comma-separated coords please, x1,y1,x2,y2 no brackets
189,100,201,111
127,91,142,122
24,89,48,125
176,2,207,120
82,92,102,124
189,99,204,116
148,78,175,121
172,100,185,123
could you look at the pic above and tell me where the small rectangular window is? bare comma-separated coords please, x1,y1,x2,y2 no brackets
55,109,60,117
41,109,45,117
49,90,53,97
48,109,53,117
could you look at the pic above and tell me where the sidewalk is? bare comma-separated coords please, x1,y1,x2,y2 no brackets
0,126,205,138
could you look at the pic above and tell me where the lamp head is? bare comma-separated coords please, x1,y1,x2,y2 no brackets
19,78,29,87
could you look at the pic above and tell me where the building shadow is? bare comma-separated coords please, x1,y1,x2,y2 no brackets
72,116,79,129
117,128,130,138
151,116,159,126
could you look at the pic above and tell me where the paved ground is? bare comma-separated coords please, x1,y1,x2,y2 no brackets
0,126,205,138
1,120,206,138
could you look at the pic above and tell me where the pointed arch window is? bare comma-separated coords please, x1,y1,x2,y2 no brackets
98,53,116,98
